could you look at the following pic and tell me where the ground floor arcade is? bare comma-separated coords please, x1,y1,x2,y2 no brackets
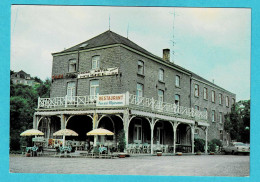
34,108,209,154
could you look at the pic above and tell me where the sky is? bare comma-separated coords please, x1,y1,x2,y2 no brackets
10,5,251,101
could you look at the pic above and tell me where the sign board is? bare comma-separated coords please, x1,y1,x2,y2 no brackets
96,94,125,107
78,67,119,79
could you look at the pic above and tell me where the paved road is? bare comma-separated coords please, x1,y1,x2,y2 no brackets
9,154,249,176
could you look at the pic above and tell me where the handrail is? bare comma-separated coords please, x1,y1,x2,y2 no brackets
38,93,208,121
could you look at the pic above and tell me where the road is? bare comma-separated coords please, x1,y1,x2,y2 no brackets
9,154,249,176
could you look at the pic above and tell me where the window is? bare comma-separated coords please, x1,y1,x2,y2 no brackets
92,56,100,70
68,59,77,72
232,98,235,106
212,110,215,122
219,112,223,123
203,87,208,100
67,82,76,97
195,129,199,135
194,84,199,97
134,124,142,142
158,90,164,103
195,105,199,110
211,90,215,103
90,80,99,99
136,83,144,101
175,94,180,106
137,60,144,75
204,108,208,116
219,93,223,105
175,75,180,87
226,96,229,107
158,69,164,82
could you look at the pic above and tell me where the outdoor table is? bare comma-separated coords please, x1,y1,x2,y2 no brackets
59,146,72,157
99,147,107,154
26,146,38,157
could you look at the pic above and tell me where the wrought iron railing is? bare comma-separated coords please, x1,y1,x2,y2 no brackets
38,92,207,121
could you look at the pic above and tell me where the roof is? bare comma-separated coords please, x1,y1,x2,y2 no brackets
57,30,160,60
54,30,235,95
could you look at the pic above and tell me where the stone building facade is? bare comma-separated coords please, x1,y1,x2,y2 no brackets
34,30,235,153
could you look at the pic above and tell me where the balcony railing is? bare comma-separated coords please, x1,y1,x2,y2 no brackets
38,92,208,121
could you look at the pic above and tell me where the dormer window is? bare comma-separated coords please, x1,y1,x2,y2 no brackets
68,59,77,72
92,56,100,70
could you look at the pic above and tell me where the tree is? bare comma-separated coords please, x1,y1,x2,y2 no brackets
224,100,250,143
10,76,51,151
117,130,126,152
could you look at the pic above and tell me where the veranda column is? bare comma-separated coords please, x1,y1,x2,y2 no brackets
191,124,195,154
173,122,178,154
60,114,66,129
93,113,98,147
33,114,37,129
123,109,129,150
205,127,208,154
150,118,154,155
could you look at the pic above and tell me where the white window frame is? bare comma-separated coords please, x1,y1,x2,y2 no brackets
158,69,164,82
175,75,180,87
212,110,215,122
67,82,76,97
90,80,99,100
137,60,144,75
134,124,142,142
175,94,180,106
158,89,164,103
211,90,215,103
136,83,144,102
194,84,199,97
219,93,222,105
91,56,100,70
219,112,223,123
226,96,229,107
203,87,208,100
68,59,77,72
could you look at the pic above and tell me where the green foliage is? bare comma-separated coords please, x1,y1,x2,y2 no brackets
208,141,216,152
117,130,126,152
194,138,205,152
224,100,250,143
211,138,222,147
10,76,51,151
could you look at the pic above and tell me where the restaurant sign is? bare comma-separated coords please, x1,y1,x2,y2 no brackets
96,94,125,107
78,67,119,79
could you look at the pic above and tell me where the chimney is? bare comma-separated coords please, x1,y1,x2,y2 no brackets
163,49,170,62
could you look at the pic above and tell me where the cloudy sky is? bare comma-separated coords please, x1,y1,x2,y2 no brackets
10,5,251,101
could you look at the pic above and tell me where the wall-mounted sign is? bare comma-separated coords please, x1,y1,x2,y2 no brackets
78,67,119,79
96,94,125,107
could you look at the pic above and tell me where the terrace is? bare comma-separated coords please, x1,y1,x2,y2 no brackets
37,92,208,122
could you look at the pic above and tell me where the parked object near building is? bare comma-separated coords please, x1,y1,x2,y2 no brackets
33,30,236,154
222,142,250,155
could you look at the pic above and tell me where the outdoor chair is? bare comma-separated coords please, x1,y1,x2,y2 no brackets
164,145,169,153
126,144,132,154
136,144,143,153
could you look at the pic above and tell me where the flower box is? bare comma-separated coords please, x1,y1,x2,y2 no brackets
176,152,182,156
118,153,126,158
157,152,162,156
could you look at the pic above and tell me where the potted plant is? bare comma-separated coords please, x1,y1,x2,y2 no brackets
117,130,126,158
196,150,202,155
176,152,182,156
156,150,162,156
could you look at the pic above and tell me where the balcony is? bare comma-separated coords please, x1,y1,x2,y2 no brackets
37,92,208,122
